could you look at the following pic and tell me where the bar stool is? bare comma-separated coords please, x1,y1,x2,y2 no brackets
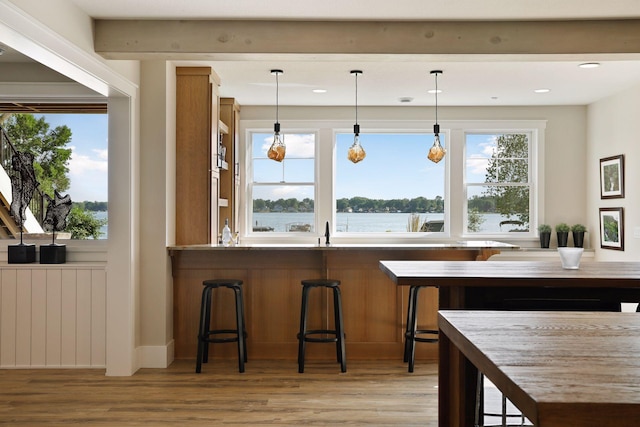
404,285,438,373
297,279,346,373
195,279,247,373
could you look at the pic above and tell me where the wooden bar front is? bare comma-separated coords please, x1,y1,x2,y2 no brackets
169,245,504,361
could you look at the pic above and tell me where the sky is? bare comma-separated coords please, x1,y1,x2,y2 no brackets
253,132,448,200
335,133,446,200
252,131,509,202
40,114,108,202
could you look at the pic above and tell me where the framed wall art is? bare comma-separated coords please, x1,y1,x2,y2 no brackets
600,154,624,199
599,207,624,251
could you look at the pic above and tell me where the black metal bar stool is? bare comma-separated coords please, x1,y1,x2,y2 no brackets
404,285,438,373
196,279,247,373
297,279,346,373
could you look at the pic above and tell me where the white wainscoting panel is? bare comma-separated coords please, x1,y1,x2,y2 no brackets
0,264,106,368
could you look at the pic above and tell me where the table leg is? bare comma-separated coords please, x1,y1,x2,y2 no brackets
438,330,452,427
439,285,478,427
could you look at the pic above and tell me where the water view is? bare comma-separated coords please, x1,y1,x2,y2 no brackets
252,212,525,234
95,211,108,239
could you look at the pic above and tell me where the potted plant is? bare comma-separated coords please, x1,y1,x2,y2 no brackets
571,224,587,248
538,224,551,248
555,223,570,247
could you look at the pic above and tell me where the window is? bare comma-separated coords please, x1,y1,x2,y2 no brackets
242,119,543,242
465,132,532,234
1,113,108,239
335,132,446,233
249,131,316,233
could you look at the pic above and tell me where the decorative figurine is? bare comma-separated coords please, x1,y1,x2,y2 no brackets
8,151,38,263
40,190,72,264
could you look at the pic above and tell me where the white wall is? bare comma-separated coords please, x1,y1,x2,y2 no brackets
138,60,175,367
1,0,141,375
587,83,640,260
6,0,140,85
0,265,106,368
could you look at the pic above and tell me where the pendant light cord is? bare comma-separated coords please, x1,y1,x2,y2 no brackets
275,71,279,124
355,72,359,125
434,72,438,125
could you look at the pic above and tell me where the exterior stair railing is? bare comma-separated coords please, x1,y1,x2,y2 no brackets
0,125,46,227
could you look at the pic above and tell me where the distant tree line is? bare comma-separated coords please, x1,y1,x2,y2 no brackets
73,201,108,212
254,198,314,212
467,195,497,213
253,196,504,214
337,196,445,213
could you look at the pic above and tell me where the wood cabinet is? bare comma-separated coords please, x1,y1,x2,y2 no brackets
218,98,240,236
175,67,221,245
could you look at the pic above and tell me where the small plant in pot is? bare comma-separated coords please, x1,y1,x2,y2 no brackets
571,224,587,248
538,224,552,248
555,223,570,247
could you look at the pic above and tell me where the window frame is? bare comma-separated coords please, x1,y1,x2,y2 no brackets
462,128,540,239
333,128,450,237
246,126,320,238
239,119,545,245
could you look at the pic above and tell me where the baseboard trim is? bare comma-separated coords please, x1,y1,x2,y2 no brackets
138,340,175,368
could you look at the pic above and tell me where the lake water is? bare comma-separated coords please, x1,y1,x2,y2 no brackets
96,211,523,239
95,211,108,239
252,212,525,233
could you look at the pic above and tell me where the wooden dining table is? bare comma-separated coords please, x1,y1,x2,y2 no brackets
378,260,640,427
438,310,640,427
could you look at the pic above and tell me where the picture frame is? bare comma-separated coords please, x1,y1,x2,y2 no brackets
599,207,624,251
600,155,624,199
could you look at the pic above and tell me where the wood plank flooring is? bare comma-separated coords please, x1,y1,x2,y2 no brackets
0,359,438,426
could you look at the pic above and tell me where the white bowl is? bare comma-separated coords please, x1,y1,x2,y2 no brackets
558,247,584,269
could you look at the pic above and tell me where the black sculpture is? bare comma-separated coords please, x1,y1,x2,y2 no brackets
8,151,38,263
9,151,37,233
43,190,72,241
40,190,72,264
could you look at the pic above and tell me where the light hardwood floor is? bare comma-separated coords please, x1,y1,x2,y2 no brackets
0,359,438,426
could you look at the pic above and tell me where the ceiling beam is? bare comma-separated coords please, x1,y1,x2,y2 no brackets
94,19,640,59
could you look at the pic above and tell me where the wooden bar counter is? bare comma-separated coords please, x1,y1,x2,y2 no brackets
168,242,515,361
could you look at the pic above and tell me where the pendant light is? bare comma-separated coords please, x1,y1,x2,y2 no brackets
347,70,366,164
427,70,446,163
267,69,286,162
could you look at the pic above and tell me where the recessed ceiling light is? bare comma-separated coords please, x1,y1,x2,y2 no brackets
427,89,442,94
312,89,327,93
534,88,550,94
579,62,600,69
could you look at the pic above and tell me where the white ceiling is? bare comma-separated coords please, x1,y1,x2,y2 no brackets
67,0,640,21
10,0,640,106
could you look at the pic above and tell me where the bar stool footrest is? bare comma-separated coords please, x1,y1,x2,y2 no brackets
410,329,439,343
298,329,339,343
201,329,241,344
